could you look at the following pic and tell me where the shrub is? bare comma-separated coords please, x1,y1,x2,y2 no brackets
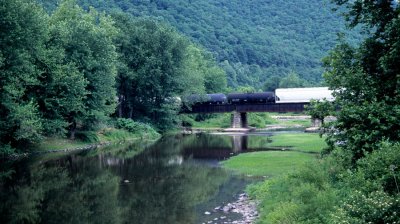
115,118,159,137
329,190,400,224
356,142,400,195
75,131,99,143
250,160,339,224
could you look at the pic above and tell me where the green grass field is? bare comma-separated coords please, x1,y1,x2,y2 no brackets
221,151,319,176
221,133,327,176
268,133,327,152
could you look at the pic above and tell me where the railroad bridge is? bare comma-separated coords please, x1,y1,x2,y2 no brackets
184,103,308,128
181,87,333,129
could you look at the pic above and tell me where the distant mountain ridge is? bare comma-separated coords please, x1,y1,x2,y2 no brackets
37,0,361,88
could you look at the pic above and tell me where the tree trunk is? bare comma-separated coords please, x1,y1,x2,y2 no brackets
69,120,77,140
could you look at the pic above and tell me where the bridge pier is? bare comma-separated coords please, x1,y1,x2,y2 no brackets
231,112,248,128
311,118,322,127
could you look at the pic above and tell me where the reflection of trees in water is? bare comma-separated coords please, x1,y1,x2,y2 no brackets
112,135,230,223
179,134,276,157
118,162,228,224
180,134,234,159
0,138,230,224
0,161,121,224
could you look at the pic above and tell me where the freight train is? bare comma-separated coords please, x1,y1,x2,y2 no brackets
186,87,333,106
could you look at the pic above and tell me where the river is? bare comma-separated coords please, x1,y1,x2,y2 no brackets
0,131,303,224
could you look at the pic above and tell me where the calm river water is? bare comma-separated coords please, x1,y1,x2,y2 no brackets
0,132,300,224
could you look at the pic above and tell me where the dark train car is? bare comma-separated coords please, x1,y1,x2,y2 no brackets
186,93,227,105
227,92,276,104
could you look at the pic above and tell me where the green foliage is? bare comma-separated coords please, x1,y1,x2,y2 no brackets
305,99,335,124
185,114,231,128
75,131,99,143
324,1,400,160
2,1,224,150
49,0,118,132
247,142,400,224
247,113,274,128
330,190,400,224
0,0,47,147
247,161,338,224
112,13,226,130
0,144,15,157
278,71,307,88
37,0,362,88
115,118,159,138
263,76,281,91
328,142,400,223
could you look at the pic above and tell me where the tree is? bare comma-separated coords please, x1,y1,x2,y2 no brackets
112,13,226,130
49,0,118,137
0,0,48,148
263,75,281,91
279,71,305,88
306,99,334,125
324,0,400,160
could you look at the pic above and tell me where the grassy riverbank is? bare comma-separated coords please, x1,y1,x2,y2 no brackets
221,132,336,223
221,133,327,176
31,127,160,153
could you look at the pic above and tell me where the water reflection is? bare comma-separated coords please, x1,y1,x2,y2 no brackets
181,133,281,160
1,133,293,224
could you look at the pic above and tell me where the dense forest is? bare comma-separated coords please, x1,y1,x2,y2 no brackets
0,0,226,153
36,0,362,89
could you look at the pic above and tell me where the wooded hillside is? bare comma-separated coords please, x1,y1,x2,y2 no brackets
38,0,362,88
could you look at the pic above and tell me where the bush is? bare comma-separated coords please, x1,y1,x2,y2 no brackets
0,144,15,156
75,131,99,143
329,190,400,224
356,142,400,195
115,118,159,137
328,142,400,223
180,115,194,127
248,113,274,128
249,160,339,224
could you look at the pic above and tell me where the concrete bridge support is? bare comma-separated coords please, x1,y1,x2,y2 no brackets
231,112,248,128
311,118,322,127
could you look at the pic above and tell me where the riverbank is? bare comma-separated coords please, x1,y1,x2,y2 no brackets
6,128,161,159
220,132,327,223
202,193,258,224
221,133,326,176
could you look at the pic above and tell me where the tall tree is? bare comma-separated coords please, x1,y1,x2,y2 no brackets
324,0,400,159
49,0,118,137
0,0,47,148
112,13,226,130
